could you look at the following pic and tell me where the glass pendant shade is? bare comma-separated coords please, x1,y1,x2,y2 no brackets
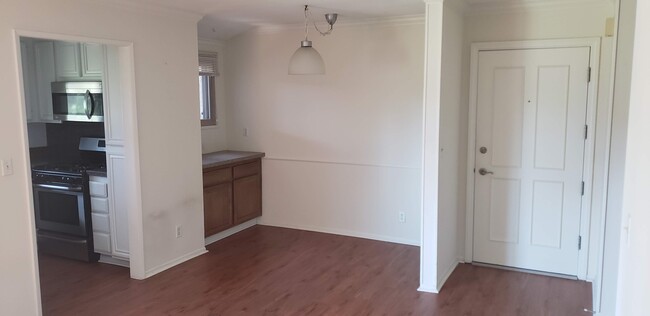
288,40,325,75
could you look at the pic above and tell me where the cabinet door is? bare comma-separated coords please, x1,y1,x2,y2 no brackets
34,41,56,122
54,42,81,79
81,43,104,77
20,41,36,121
204,183,233,236
233,174,262,224
107,153,130,259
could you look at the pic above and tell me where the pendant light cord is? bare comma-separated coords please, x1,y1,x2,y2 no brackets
304,5,310,41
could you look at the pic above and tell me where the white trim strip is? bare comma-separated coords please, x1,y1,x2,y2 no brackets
437,260,460,292
205,219,258,246
144,248,208,278
472,262,579,280
263,157,419,170
257,221,420,246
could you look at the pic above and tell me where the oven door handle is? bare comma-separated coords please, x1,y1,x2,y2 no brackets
34,183,84,192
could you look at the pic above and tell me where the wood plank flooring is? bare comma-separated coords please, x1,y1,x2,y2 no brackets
39,226,591,315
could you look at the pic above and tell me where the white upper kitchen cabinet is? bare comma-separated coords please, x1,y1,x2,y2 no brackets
54,41,104,80
33,41,57,122
81,43,105,77
54,41,82,79
20,40,37,122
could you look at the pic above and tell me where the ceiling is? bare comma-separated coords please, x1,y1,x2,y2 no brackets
124,0,614,40
126,0,426,40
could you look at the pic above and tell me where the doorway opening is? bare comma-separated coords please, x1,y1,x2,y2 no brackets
14,30,145,313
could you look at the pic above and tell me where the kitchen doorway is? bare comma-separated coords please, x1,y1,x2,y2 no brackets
13,30,145,302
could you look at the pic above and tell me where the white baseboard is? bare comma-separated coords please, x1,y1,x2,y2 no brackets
437,260,459,292
144,247,207,278
99,255,129,268
418,285,438,293
205,218,258,246
257,220,420,246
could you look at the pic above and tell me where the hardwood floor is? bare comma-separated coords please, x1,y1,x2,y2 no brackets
39,226,591,315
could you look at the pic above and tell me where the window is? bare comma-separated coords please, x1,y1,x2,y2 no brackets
199,52,218,126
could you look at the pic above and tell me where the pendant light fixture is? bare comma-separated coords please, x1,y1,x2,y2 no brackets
288,5,338,75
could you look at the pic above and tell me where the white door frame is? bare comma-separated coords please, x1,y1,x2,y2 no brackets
465,38,601,280
12,29,146,280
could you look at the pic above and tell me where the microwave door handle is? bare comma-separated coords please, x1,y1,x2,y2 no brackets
84,90,95,119
84,91,90,119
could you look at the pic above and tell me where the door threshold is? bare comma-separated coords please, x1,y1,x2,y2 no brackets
472,262,578,280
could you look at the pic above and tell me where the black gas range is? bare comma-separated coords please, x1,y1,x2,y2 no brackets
33,138,106,262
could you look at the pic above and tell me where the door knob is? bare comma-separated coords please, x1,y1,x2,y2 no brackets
478,168,494,176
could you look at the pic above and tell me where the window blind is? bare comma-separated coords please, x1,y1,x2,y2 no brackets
199,52,219,77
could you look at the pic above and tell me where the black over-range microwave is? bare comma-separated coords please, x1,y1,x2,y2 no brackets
51,81,104,122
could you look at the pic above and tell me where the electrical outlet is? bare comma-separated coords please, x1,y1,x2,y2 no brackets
243,127,249,137
175,225,182,238
1,159,13,176
399,212,406,223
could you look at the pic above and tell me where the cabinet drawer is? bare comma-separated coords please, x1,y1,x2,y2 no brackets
93,232,111,254
203,168,232,187
89,181,108,197
92,212,110,233
233,160,261,179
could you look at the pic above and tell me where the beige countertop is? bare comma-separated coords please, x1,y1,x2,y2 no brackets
202,150,265,169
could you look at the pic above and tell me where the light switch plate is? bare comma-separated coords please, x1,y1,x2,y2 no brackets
1,159,13,176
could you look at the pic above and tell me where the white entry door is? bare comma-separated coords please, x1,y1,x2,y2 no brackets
473,47,590,276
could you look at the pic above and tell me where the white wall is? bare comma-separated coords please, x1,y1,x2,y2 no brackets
459,3,616,280
199,38,228,154
224,19,425,245
0,1,206,314
437,2,464,290
615,0,650,314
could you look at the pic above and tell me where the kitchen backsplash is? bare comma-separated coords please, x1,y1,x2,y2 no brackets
30,122,105,165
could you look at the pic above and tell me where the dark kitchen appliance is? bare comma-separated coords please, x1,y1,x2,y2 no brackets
51,81,104,122
32,137,106,262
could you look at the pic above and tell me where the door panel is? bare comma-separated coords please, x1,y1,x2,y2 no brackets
535,66,570,170
491,67,525,168
473,47,590,276
489,178,521,243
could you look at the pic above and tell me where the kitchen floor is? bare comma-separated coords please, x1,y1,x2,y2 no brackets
39,226,591,315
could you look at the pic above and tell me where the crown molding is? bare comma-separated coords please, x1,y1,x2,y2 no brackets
254,14,425,34
464,0,614,16
89,0,203,23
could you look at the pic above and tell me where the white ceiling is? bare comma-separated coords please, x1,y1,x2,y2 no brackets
126,0,426,40
123,0,614,40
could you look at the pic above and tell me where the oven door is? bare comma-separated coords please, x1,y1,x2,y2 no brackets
33,184,88,237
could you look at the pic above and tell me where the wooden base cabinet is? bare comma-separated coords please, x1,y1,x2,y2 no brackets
203,183,233,236
203,158,262,237
234,174,262,224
